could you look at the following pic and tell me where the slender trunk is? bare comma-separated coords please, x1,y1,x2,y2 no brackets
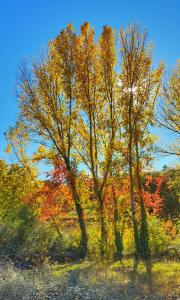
128,93,140,258
109,90,122,259
135,139,150,260
50,217,62,240
88,104,107,256
67,95,72,160
129,152,140,258
112,186,123,260
94,185,107,257
66,160,88,257
139,199,149,259
73,190,88,257
99,197,107,257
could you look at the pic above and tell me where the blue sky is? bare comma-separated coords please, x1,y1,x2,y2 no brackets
0,0,179,170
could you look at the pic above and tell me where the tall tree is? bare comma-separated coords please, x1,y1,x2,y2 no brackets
157,59,180,156
99,25,122,259
17,24,88,257
119,24,163,258
74,23,118,256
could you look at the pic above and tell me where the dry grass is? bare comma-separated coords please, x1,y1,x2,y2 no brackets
0,259,179,299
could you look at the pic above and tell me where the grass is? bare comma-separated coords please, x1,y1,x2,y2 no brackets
0,259,179,299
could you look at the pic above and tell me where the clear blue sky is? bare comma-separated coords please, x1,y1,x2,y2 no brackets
0,0,179,170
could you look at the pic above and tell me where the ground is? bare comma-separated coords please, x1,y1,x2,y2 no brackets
0,259,179,299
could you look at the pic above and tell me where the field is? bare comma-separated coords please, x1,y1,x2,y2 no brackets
0,259,179,299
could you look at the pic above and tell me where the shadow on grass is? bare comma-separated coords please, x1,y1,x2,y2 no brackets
57,259,164,299
1,259,178,299
63,258,179,299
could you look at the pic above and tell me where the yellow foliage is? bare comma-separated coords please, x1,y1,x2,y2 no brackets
5,144,11,154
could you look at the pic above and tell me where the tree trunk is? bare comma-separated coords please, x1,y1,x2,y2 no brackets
129,154,140,258
135,140,150,260
66,160,88,257
99,193,107,257
112,186,123,260
74,192,88,257
128,93,140,258
93,176,107,257
139,199,149,259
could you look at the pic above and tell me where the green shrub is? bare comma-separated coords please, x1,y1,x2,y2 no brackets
122,228,135,255
148,215,171,255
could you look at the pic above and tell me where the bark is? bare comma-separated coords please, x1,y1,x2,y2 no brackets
128,93,140,258
135,139,150,259
129,153,140,258
89,105,107,256
99,198,107,257
113,189,123,260
66,160,88,257
73,191,88,257
94,185,107,257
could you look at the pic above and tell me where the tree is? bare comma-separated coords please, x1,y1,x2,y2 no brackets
25,159,75,240
73,23,119,256
14,21,167,260
99,25,123,259
17,24,88,257
5,122,38,182
157,59,180,156
0,159,38,257
119,24,163,258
